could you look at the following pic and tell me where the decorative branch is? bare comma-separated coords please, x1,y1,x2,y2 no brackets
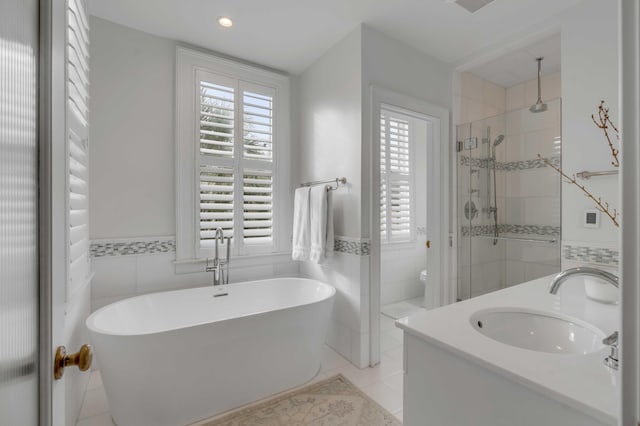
538,155,619,227
591,100,620,167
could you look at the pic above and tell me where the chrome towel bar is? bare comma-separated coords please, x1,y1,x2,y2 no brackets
300,177,347,191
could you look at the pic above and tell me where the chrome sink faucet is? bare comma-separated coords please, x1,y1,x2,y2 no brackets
206,227,230,286
602,331,619,370
549,267,620,370
548,267,618,294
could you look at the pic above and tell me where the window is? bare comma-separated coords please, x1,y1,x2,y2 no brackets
380,108,413,243
176,48,291,261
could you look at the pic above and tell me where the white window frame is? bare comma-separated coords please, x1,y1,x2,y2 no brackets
175,47,291,263
380,105,417,247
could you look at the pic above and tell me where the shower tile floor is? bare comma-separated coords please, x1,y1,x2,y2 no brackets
76,319,405,425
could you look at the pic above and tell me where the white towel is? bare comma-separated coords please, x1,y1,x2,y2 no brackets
292,187,311,261
309,185,334,263
325,188,334,258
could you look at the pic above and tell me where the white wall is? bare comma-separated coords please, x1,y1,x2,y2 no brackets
89,18,298,311
560,0,619,259
296,28,363,238
296,27,370,367
297,25,453,366
90,16,176,239
361,23,452,240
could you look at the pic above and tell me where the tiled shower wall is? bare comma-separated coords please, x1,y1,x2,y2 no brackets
456,72,562,299
503,89,561,286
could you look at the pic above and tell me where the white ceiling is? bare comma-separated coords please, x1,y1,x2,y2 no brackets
88,0,582,75
467,33,561,87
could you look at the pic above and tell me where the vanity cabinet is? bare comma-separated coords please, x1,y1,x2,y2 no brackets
397,277,619,426
402,333,614,426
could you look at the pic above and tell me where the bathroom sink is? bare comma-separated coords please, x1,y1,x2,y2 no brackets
470,308,605,355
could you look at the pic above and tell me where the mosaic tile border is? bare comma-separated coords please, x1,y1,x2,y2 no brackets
562,244,619,266
460,155,560,171
91,238,175,258
460,224,560,237
334,238,371,256
92,237,371,257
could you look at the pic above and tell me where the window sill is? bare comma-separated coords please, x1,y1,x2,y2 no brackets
173,251,294,274
381,240,418,251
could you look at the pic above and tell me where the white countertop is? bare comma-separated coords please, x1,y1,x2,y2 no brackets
396,275,620,424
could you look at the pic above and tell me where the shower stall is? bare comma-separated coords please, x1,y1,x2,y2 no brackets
457,99,562,300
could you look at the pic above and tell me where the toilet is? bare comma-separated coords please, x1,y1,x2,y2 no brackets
420,269,434,309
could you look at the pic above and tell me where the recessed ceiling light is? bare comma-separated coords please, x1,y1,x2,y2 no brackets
217,16,233,28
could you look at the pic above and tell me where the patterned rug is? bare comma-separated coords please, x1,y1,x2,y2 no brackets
197,374,402,426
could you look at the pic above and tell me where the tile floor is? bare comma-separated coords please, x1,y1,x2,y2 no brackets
381,297,425,320
76,314,404,425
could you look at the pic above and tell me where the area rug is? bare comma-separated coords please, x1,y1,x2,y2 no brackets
197,374,401,426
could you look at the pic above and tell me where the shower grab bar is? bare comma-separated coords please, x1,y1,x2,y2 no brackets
576,170,619,180
300,177,347,191
473,235,558,244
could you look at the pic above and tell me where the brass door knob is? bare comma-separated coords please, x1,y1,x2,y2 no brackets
54,344,93,380
426,240,431,248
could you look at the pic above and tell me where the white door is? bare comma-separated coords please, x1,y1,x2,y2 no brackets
48,0,92,424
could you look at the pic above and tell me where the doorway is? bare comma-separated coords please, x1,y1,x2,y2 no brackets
379,105,432,321
369,87,449,366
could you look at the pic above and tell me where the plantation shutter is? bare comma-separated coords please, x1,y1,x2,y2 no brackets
241,84,274,246
198,72,275,253
380,111,412,242
67,0,90,296
199,76,235,248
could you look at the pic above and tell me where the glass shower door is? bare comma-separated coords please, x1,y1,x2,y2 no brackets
457,102,562,301
457,117,504,300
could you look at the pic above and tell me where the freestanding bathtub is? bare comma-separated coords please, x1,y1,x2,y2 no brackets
86,277,335,426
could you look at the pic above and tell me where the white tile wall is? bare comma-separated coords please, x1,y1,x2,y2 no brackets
456,71,562,298
506,72,561,111
380,244,426,305
91,252,299,312
455,72,507,125
299,251,370,367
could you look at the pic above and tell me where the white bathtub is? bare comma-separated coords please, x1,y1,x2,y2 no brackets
86,277,335,426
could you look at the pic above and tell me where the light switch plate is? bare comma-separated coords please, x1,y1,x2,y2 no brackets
584,209,600,228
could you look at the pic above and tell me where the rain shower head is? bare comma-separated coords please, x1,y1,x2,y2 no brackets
494,135,504,146
529,57,548,113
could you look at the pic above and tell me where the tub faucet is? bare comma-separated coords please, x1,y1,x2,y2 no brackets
206,228,230,286
548,267,618,295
